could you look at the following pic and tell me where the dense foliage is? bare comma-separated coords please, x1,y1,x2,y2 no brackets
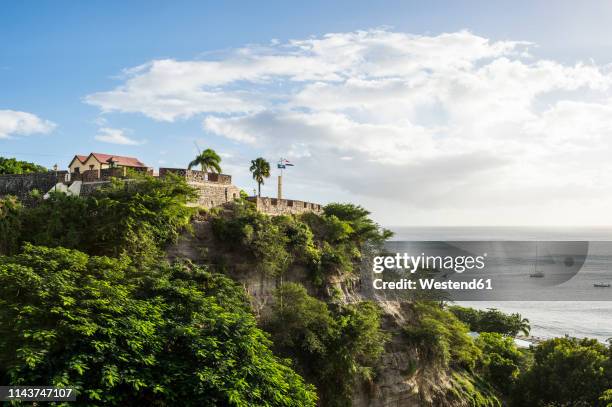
0,196,22,254
0,245,317,406
475,333,525,395
0,174,196,266
211,201,391,287
514,337,612,406
0,156,47,174
405,302,480,370
448,305,531,336
265,283,387,407
403,302,501,406
3,167,611,406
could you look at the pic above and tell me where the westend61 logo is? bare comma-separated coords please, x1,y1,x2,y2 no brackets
372,252,487,274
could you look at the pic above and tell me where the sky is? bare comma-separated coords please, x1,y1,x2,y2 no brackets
3,1,612,226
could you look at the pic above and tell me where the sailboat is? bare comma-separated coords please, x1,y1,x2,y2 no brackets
529,244,544,278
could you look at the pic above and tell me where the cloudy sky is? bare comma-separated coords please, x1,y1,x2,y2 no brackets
3,1,612,226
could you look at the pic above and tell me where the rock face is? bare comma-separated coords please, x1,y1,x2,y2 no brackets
352,301,467,407
167,217,477,407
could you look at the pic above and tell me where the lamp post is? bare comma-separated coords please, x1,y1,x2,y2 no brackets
53,164,58,192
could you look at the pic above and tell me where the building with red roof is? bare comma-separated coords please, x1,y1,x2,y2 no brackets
68,152,148,175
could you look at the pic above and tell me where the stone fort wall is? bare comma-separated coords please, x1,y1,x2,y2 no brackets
159,168,240,209
246,196,323,216
0,169,323,216
0,171,69,200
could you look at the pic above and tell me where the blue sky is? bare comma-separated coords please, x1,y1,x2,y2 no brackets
3,1,612,225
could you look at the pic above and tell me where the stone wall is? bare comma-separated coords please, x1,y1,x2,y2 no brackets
246,196,323,216
79,181,111,196
159,168,232,184
159,167,238,209
0,171,69,199
72,167,152,182
100,167,126,179
191,182,242,209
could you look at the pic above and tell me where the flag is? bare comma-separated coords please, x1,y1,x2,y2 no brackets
278,159,294,169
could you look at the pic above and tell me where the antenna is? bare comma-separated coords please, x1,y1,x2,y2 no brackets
193,141,202,154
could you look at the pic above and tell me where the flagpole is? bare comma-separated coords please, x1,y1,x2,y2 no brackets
278,157,283,200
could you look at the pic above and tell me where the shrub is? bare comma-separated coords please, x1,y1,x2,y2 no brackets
266,283,387,407
475,332,524,394
0,196,23,254
404,302,480,370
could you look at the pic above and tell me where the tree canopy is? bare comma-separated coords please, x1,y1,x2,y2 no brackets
448,306,530,337
514,337,612,406
188,149,222,173
0,245,317,406
265,283,387,407
0,173,197,266
0,156,47,175
249,157,271,197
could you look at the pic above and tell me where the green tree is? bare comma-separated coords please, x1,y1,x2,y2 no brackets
404,302,481,370
601,389,612,407
0,156,46,174
323,203,393,244
0,245,317,406
475,332,525,394
0,196,23,254
515,337,612,406
188,148,222,173
266,283,387,407
2,174,197,266
249,157,270,197
449,306,530,337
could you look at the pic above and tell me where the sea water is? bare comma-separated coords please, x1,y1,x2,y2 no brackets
389,226,612,342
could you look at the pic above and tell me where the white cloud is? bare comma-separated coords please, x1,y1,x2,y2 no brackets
85,29,612,225
94,127,144,145
0,110,55,139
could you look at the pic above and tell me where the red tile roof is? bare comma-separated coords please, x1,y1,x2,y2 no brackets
73,153,148,168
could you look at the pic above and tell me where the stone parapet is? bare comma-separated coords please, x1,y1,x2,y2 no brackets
159,168,231,184
0,171,69,199
246,196,323,216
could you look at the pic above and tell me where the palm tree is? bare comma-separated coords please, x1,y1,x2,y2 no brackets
518,317,531,336
188,149,222,173
249,157,270,197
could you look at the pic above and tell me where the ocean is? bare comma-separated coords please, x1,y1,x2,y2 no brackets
389,226,612,342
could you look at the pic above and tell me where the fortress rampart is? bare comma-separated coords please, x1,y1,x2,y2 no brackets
0,168,323,215
159,168,240,208
246,196,323,216
159,168,232,184
0,171,69,200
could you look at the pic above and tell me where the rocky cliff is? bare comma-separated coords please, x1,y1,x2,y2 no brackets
167,210,497,407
